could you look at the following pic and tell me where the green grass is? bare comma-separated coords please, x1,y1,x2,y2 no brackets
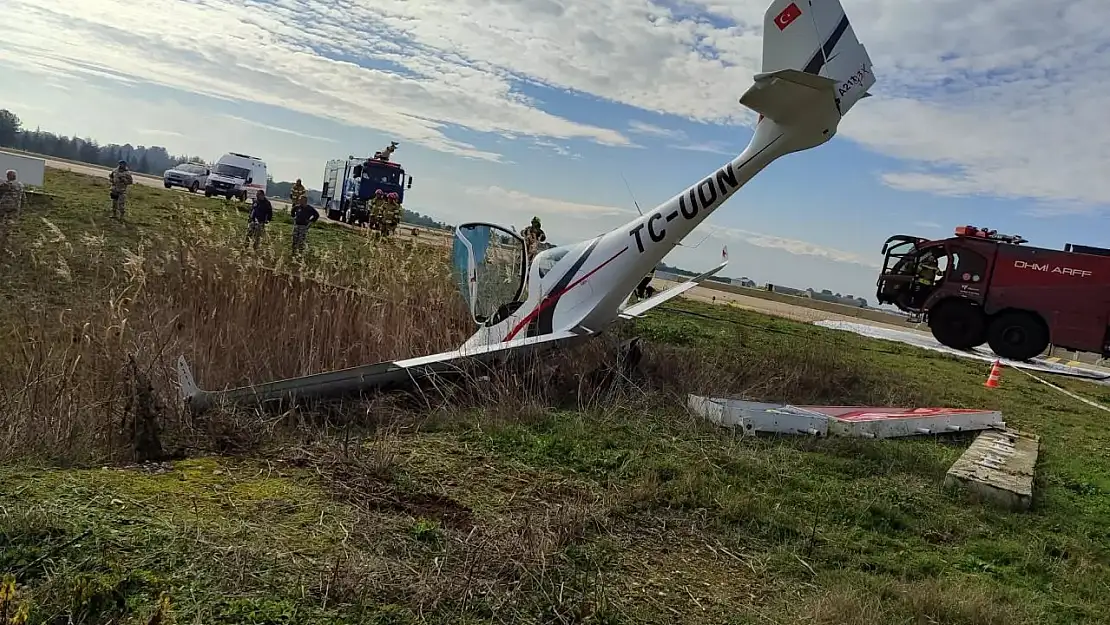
1,169,1109,624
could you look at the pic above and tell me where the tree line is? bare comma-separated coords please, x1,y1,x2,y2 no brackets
0,108,205,177
0,107,452,231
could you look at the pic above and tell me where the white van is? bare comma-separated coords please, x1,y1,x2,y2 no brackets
204,152,268,201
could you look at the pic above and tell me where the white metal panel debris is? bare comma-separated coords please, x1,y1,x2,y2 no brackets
687,395,1004,439
823,407,1005,438
687,395,829,436
0,151,45,187
944,428,1039,511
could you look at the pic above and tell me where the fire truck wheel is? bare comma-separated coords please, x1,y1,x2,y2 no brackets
986,311,1049,362
928,300,986,350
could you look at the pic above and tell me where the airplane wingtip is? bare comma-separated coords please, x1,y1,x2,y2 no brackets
177,355,199,401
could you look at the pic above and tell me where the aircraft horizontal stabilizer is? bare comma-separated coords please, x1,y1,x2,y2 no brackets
619,261,729,320
739,69,840,125
179,327,590,414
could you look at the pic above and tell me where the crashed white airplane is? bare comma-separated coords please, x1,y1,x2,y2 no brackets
179,0,877,413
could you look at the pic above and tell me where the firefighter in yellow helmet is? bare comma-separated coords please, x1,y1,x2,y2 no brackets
909,250,942,309
522,216,546,259
368,188,386,232
916,251,941,286
386,192,402,235
290,178,307,212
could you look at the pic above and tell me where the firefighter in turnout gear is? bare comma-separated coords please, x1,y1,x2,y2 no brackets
369,189,386,232
384,191,401,236
909,250,942,309
916,253,941,286
522,216,546,260
290,179,307,213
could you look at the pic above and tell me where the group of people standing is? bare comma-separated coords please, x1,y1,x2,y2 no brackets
2,161,129,255
244,180,319,255
103,162,321,256
368,189,402,234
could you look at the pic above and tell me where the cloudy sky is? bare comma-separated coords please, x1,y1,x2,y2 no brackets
4,0,1110,302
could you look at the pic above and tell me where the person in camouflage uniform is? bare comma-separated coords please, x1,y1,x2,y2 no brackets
521,216,546,259
108,160,134,220
0,170,26,251
245,190,273,251
291,196,319,256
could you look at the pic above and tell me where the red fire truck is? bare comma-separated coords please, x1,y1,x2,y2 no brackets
876,225,1110,361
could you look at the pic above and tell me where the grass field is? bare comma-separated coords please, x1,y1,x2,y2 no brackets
1,169,1109,624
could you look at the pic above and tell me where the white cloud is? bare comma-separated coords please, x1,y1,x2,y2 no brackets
670,142,738,157
136,129,185,138
831,0,1110,210
1,0,631,163
628,121,686,140
462,186,874,266
715,226,880,268
5,0,1110,212
220,115,337,144
464,186,636,220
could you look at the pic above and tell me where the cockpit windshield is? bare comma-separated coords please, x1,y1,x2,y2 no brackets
451,223,528,324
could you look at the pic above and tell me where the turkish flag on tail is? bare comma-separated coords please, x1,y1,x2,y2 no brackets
774,2,802,30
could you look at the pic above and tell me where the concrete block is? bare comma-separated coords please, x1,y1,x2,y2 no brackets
944,428,1040,511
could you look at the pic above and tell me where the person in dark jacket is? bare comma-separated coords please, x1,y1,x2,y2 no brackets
291,196,319,255
634,267,657,300
245,190,273,250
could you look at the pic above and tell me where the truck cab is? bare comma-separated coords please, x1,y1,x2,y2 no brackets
877,225,1110,361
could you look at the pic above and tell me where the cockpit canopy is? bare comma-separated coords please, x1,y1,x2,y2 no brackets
451,223,529,325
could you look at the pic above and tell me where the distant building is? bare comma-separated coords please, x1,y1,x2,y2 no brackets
803,287,867,308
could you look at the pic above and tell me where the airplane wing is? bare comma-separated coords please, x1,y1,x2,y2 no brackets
179,326,592,413
618,261,728,320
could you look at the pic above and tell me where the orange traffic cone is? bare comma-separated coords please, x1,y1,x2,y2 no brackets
984,359,1003,388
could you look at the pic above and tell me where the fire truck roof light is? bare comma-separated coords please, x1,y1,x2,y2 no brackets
953,225,1027,245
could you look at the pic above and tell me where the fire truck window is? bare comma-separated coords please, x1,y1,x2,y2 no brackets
949,249,988,283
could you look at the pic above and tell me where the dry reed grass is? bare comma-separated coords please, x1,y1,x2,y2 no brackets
0,204,473,465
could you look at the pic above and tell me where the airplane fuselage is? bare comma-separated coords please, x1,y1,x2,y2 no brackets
459,115,841,350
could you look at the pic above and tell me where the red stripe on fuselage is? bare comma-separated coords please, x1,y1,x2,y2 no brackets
503,246,629,342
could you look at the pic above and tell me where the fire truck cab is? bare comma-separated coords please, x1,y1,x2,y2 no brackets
876,225,1110,361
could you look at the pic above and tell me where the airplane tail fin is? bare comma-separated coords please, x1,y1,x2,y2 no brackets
741,0,875,125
